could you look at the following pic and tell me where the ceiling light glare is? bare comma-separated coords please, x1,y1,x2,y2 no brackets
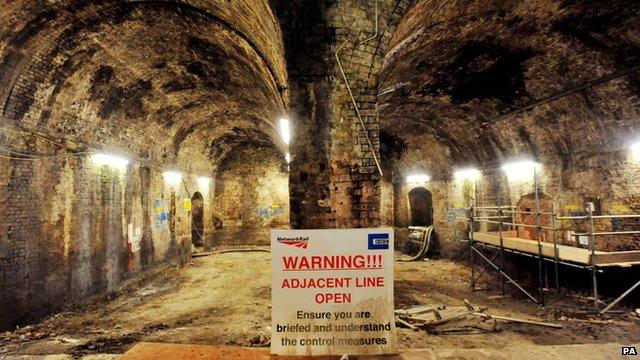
279,118,291,145
502,160,538,181
631,142,640,161
163,171,183,185
406,173,431,184
454,168,480,181
197,177,211,189
285,152,291,164
91,153,129,170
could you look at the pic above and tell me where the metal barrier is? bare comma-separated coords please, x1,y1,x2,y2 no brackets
467,201,640,314
469,204,551,306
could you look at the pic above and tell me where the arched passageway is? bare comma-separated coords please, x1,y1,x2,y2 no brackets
191,191,204,247
409,187,433,227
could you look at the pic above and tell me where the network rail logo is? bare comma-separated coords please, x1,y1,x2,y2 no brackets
277,236,309,249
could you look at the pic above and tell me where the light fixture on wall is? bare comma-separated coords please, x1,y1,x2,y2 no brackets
279,118,291,145
91,153,130,170
502,160,539,181
406,173,431,184
197,176,211,190
454,168,480,181
631,142,640,161
163,171,183,186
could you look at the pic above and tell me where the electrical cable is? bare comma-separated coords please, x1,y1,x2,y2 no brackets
0,146,89,160
0,124,205,198
396,226,433,261
192,247,270,258
0,125,66,148
482,64,640,126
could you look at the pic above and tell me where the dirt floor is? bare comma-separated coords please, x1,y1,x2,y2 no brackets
1,251,639,358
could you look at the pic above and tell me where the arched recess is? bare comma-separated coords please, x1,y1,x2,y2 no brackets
514,192,553,241
408,187,433,227
212,144,289,246
191,191,205,247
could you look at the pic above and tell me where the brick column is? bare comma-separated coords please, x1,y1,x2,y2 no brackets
275,0,410,229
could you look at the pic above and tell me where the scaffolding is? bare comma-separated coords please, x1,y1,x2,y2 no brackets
466,179,640,314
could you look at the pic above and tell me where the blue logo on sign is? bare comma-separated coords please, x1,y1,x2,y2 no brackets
368,233,389,250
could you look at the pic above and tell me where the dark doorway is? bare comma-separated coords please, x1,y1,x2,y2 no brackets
409,187,433,226
191,192,204,247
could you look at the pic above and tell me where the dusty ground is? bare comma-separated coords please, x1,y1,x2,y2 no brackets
1,251,639,358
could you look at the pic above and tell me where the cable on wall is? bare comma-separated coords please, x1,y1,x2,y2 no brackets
334,0,384,177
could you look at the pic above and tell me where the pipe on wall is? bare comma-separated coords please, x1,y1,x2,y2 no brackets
334,0,383,177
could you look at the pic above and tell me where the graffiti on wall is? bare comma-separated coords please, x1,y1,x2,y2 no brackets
611,204,632,214
258,204,286,219
447,208,469,223
564,204,582,213
0,243,11,260
154,198,170,231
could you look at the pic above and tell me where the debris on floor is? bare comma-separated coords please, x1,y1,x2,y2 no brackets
395,299,562,334
248,333,271,347
192,246,271,258
3,254,639,358
2,325,50,344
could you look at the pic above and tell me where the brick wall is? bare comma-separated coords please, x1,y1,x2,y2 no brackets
274,0,412,229
212,146,290,245
379,0,640,256
0,153,212,329
0,0,288,330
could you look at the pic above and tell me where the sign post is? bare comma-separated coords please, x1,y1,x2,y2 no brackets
271,228,397,356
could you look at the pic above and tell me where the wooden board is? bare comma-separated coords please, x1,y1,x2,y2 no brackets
473,232,590,264
120,343,271,360
121,342,404,360
472,232,640,266
592,251,640,266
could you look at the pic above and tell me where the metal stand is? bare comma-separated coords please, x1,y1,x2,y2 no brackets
469,200,640,314
460,162,640,314
557,208,640,313
497,185,506,296
586,202,599,312
551,203,560,291
534,167,545,306
467,168,548,306
600,279,640,315
470,205,543,305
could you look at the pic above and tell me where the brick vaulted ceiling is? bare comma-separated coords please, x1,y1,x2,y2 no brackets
0,0,288,169
3,0,640,173
379,0,640,169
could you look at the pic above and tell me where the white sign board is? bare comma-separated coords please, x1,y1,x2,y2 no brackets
271,228,397,356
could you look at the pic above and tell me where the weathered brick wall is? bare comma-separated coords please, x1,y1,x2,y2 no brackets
0,153,212,329
0,0,288,329
274,0,411,229
213,146,290,240
386,136,462,255
379,0,640,255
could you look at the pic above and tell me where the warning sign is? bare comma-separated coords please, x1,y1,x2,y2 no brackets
271,228,397,356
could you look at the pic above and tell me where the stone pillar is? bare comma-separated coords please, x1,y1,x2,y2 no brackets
274,0,411,229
